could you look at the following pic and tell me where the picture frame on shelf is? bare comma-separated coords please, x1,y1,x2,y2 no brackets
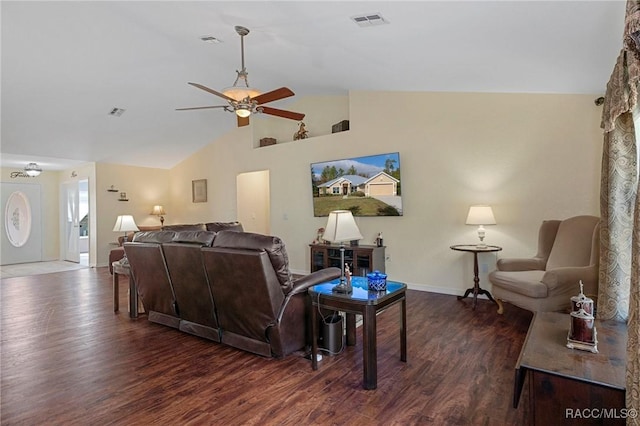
192,179,207,203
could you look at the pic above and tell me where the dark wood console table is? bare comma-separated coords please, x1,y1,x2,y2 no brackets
514,312,627,425
310,243,385,276
112,261,140,318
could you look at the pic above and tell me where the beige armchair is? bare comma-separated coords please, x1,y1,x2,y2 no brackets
488,215,600,314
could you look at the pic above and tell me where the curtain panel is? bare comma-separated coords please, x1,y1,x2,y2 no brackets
599,111,635,322
600,2,640,423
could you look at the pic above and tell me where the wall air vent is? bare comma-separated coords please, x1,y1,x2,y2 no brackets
109,107,126,117
351,13,389,27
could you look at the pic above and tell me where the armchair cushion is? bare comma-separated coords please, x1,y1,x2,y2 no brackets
489,271,547,298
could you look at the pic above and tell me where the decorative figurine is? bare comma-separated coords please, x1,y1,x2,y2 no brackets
293,122,309,140
313,227,325,244
567,280,598,353
345,263,352,292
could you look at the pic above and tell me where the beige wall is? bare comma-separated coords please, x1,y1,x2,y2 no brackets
3,90,602,295
168,90,603,294
95,163,170,267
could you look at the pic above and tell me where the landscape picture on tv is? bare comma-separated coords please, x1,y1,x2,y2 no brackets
310,152,403,217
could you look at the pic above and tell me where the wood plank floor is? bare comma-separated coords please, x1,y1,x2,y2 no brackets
1,267,532,425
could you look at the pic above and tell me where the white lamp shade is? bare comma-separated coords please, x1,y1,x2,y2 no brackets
322,210,363,243
113,215,139,233
466,205,496,225
151,205,166,215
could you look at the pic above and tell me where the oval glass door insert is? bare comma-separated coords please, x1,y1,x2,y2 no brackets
5,191,32,247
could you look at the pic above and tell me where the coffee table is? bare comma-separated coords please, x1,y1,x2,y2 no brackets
308,276,407,390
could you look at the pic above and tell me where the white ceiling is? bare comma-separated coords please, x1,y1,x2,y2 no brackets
0,1,626,171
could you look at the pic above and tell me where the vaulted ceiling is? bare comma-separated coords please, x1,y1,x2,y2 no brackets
1,1,626,171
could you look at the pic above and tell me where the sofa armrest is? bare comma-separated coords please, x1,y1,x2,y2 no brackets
541,265,597,292
276,267,341,324
497,257,546,272
289,267,342,296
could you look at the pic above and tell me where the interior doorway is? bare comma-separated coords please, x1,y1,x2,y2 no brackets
236,170,270,235
62,179,90,265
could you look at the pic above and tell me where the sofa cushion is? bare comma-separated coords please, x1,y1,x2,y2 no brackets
489,270,547,298
132,231,177,244
171,230,216,246
206,221,244,233
163,223,207,231
212,231,293,292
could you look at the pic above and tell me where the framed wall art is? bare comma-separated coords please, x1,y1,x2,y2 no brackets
192,179,207,203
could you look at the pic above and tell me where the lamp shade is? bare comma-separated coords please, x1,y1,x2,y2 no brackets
112,215,139,233
466,205,496,225
322,210,363,243
151,205,166,216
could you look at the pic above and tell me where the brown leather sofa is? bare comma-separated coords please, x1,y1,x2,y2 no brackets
123,229,340,358
109,221,243,273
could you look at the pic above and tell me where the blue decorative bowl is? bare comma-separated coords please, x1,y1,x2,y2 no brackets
367,270,387,291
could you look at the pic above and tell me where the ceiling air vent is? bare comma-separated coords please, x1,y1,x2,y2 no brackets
200,35,222,44
108,107,126,117
351,13,389,27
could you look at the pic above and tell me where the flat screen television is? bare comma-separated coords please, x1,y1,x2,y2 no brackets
310,152,403,217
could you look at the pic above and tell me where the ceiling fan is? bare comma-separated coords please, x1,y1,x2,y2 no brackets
177,26,305,127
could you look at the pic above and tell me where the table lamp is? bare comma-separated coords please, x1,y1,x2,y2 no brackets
322,210,363,293
466,205,496,248
151,205,166,226
113,215,139,243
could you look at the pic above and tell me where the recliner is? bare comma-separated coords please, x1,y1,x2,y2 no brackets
488,215,600,313
124,230,180,328
202,231,341,357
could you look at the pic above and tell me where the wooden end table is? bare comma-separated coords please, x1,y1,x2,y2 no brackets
308,276,407,390
112,261,139,318
450,244,501,309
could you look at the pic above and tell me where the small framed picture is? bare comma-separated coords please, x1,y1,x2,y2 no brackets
192,179,207,203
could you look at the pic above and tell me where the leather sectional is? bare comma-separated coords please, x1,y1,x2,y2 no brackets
123,228,340,358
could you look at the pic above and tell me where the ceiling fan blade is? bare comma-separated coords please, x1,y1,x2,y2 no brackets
188,82,235,102
260,106,305,121
252,87,295,105
176,105,228,111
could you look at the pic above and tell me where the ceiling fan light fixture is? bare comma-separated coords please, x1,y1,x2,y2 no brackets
235,104,252,118
24,162,42,177
222,85,260,102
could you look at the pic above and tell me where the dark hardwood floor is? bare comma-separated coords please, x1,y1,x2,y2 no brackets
1,267,532,425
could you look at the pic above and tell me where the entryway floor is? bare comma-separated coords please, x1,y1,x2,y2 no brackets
0,260,89,279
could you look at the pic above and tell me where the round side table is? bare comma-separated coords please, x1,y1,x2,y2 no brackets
450,244,502,310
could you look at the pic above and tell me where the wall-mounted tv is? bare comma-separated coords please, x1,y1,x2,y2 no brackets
310,152,403,217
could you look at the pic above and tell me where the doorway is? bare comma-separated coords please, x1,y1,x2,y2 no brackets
62,179,89,265
236,170,270,235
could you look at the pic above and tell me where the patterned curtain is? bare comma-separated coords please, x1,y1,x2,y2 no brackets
599,111,635,322
600,2,640,423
